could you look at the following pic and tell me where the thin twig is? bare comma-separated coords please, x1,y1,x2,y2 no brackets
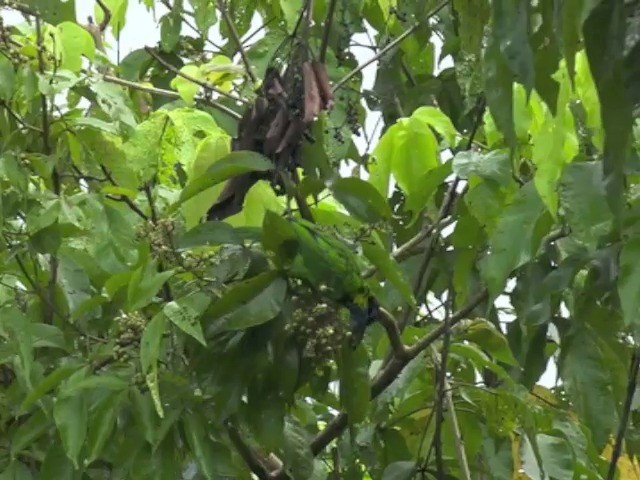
144,47,249,105
331,0,449,93
216,0,257,84
606,350,640,480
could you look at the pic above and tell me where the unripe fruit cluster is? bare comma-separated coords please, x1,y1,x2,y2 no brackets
285,282,350,364
112,311,146,362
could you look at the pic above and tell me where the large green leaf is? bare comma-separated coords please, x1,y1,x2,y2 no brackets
163,293,210,346
492,0,535,92
484,35,516,147
53,394,88,467
331,177,392,223
338,344,370,425
480,182,546,296
583,0,633,220
217,277,287,331
86,392,124,463
558,162,612,250
362,240,415,308
178,151,272,204
619,238,640,327
537,434,574,479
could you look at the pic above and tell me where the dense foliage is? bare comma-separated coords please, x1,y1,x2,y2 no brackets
1,0,640,478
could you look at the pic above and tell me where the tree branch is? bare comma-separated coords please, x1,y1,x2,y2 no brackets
95,0,112,32
35,17,59,325
99,73,242,120
310,287,488,455
225,420,283,480
216,0,257,84
378,307,409,359
331,0,449,93
606,349,640,480
144,47,249,106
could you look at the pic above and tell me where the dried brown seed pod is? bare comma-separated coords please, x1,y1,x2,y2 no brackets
302,61,321,124
311,61,334,110
264,108,289,155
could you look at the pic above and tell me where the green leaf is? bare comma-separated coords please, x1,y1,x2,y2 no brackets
171,65,202,105
10,409,50,457
178,221,244,249
450,343,513,384
381,461,417,480
93,81,138,128
492,0,535,92
0,56,16,100
480,182,546,296
23,0,76,23
53,394,88,467
536,434,574,479
369,117,438,212
482,435,513,480
362,240,415,308
338,344,370,424
282,419,315,479
178,151,272,204
520,434,544,480
128,267,176,311
559,322,617,449
558,162,612,250
618,238,640,327
163,293,210,346
452,149,513,185
20,361,83,413
59,374,129,397
218,277,287,331
0,462,32,480
583,0,633,219
160,12,182,52
331,177,392,223
86,392,124,463
56,22,95,72
484,35,516,147
262,210,299,266
462,319,518,366
40,442,74,480
140,313,167,375
412,106,458,146
206,270,279,320
183,413,221,480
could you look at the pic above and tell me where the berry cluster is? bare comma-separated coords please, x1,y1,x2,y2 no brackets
285,281,351,365
135,218,178,265
112,311,146,362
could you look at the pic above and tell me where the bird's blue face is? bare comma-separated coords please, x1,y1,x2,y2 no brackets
346,296,379,348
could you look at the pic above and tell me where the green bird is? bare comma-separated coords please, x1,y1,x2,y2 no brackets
269,215,379,347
